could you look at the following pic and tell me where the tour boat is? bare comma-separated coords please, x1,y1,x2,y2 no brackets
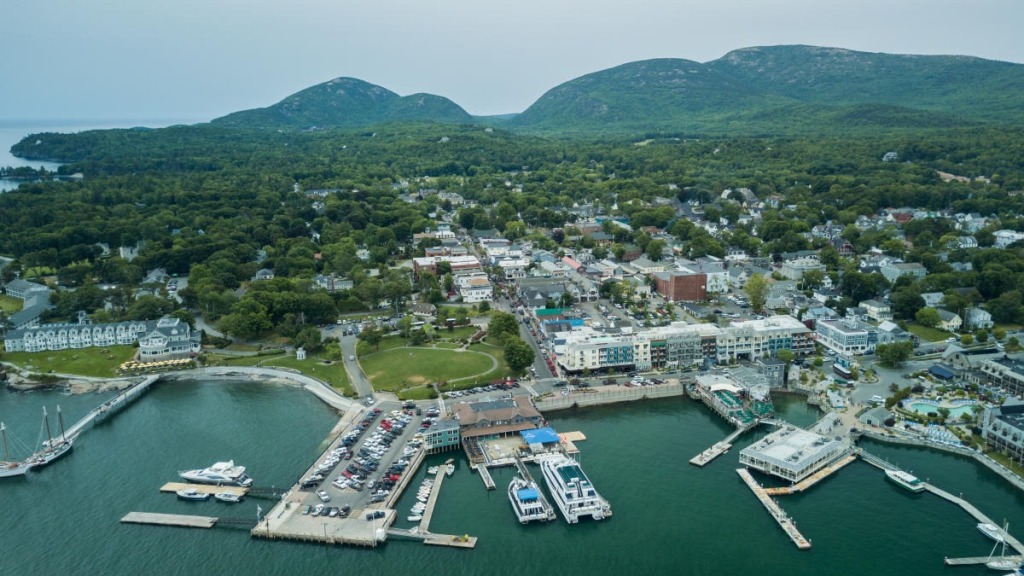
508,474,556,524
176,488,210,501
27,406,74,469
538,453,611,524
884,469,926,493
178,460,253,486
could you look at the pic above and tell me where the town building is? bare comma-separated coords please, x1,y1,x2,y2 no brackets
652,271,707,302
880,262,928,284
979,358,1024,396
815,317,877,356
412,255,482,279
859,299,892,323
452,396,544,439
779,256,826,281
424,419,461,453
981,398,1024,464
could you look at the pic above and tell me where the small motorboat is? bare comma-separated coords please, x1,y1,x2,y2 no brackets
407,514,423,522
214,492,242,503
427,466,439,475
979,523,1006,543
176,488,210,501
445,464,455,477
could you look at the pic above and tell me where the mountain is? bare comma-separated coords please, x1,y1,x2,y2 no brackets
211,77,472,129
509,46,1024,135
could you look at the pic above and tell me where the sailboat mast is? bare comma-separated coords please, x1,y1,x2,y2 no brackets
57,405,67,442
2,423,10,462
43,407,53,449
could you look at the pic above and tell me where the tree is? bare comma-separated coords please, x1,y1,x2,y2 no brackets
358,326,383,350
504,337,535,375
488,311,519,342
1007,336,1022,352
974,330,988,343
398,316,414,340
645,239,666,261
293,326,324,353
776,349,794,365
937,407,951,423
890,289,925,321
915,307,941,328
993,327,1006,341
744,273,769,313
960,333,973,346
875,341,913,368
801,269,825,290
219,299,272,339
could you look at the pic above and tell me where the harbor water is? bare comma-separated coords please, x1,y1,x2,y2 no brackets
2,382,1022,575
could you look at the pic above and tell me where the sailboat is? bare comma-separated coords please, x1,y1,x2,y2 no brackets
27,406,74,469
987,522,1022,572
0,422,35,478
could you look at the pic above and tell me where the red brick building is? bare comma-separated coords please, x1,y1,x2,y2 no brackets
653,271,707,302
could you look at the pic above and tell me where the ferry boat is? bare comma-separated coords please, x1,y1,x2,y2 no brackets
538,454,611,524
884,469,926,493
178,460,253,486
979,522,1006,543
508,474,556,524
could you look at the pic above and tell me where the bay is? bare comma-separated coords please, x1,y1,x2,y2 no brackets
0,383,1018,576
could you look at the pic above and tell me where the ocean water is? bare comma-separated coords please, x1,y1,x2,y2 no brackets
1,383,1020,576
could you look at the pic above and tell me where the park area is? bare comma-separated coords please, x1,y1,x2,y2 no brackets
3,346,137,378
359,344,504,396
204,351,354,396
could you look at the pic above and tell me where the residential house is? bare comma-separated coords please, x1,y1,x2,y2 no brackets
964,308,994,330
993,230,1024,249
780,256,826,281
860,299,893,323
630,256,665,275
880,262,928,284
936,309,962,332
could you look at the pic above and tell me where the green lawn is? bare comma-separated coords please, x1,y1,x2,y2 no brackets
0,294,22,315
204,352,353,396
360,347,496,392
3,346,137,378
907,322,953,343
434,326,478,341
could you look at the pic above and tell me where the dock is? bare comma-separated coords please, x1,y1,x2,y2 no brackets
736,468,811,550
944,555,1023,566
121,512,217,529
386,528,477,548
690,423,754,467
924,483,1024,559
66,375,160,439
763,453,858,495
159,482,248,496
418,467,445,533
474,463,496,490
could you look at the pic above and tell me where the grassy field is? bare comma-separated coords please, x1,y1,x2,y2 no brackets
907,322,953,343
204,352,353,396
3,346,137,378
0,294,23,315
360,347,496,392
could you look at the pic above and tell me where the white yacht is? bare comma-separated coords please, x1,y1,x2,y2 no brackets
979,522,1006,543
508,474,556,524
884,470,926,493
178,460,253,486
538,454,611,524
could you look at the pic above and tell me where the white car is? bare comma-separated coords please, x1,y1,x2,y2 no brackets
317,490,331,502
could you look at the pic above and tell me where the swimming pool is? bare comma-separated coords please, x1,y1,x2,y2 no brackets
907,401,975,418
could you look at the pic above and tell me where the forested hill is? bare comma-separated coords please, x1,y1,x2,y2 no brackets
509,45,1024,135
211,77,473,129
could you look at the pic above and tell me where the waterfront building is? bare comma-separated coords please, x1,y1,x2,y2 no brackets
739,425,845,482
978,358,1024,396
136,317,203,361
424,419,461,453
5,314,200,361
452,396,543,439
981,398,1024,463
557,316,811,373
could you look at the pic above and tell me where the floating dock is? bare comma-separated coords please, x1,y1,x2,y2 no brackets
418,468,445,533
159,482,248,496
121,512,217,529
736,468,811,550
690,441,732,467
944,555,1023,566
474,464,496,490
763,452,858,495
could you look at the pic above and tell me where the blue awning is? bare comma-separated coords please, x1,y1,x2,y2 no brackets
520,427,560,445
517,488,538,501
929,364,955,380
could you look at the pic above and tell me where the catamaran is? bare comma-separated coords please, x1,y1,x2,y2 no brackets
538,453,611,524
508,474,556,524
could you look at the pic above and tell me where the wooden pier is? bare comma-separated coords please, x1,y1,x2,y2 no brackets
66,375,160,439
419,468,446,533
944,555,1023,566
763,453,858,496
159,482,248,496
690,441,732,467
736,468,812,550
121,512,217,529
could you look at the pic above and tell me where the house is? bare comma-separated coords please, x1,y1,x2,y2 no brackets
993,230,1024,249
630,256,665,275
860,299,893,323
459,277,494,303
779,256,826,281
964,308,993,330
880,262,928,284
936,309,962,332
876,321,914,346
4,279,49,300
252,268,275,282
921,292,944,308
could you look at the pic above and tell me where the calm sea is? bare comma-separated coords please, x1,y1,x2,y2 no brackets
0,119,201,191
1,382,1020,576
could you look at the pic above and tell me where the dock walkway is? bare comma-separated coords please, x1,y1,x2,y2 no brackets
121,512,217,529
474,464,496,490
159,482,248,496
736,468,811,550
763,453,858,496
66,375,160,439
924,483,1024,558
419,469,445,533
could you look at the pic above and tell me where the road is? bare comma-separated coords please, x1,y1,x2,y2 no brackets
339,334,375,400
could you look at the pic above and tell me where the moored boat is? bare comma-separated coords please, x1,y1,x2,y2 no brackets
1,422,35,478
539,453,611,524
884,469,926,493
27,406,74,470
407,514,423,522
178,460,253,486
508,474,556,524
176,488,210,501
214,492,243,503
445,463,455,477
979,522,1006,543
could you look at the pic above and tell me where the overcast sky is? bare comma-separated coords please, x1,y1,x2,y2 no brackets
2,0,1022,123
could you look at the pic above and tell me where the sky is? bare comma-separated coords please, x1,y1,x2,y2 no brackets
2,0,1023,123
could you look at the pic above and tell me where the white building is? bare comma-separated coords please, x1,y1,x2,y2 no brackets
459,277,494,303
739,425,845,482
678,260,729,293
815,318,877,355
779,256,826,281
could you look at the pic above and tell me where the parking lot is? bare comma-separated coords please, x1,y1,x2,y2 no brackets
294,401,439,519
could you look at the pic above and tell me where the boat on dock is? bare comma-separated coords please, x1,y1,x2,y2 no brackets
1,423,35,478
213,492,242,503
508,474,556,524
980,522,1007,543
445,463,455,477
538,453,610,524
176,488,211,501
427,466,439,475
178,460,253,487
884,469,926,493
407,514,423,522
